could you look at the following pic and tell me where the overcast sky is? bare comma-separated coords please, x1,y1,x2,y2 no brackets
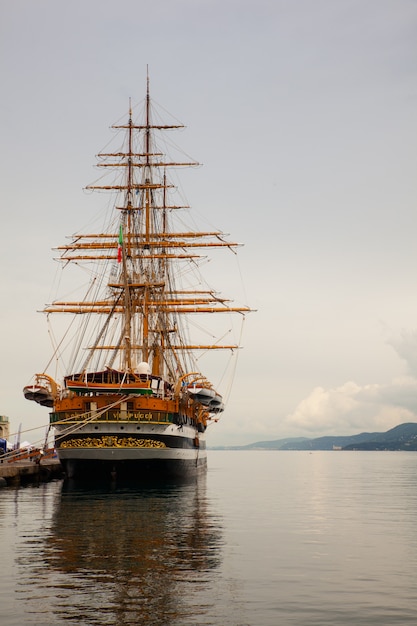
1,0,416,446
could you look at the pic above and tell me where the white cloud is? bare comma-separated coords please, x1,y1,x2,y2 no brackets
388,330,417,378
284,378,417,436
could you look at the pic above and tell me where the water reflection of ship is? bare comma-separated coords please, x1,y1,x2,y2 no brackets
43,479,223,623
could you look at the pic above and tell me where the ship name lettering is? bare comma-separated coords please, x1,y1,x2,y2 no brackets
114,411,154,420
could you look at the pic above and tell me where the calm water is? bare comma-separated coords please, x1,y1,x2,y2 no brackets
1,451,417,625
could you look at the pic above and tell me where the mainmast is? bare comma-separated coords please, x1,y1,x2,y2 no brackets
142,77,151,364
120,99,134,371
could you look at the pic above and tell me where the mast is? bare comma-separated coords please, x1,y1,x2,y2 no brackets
120,100,133,371
143,76,151,364
44,79,252,381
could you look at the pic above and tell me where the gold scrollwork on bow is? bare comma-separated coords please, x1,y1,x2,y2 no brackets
60,436,166,449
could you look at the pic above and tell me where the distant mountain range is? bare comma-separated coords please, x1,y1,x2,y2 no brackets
214,422,417,451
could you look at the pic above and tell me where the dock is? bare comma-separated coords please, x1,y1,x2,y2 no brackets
0,454,64,487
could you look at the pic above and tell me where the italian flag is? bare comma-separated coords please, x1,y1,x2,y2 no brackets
117,224,123,263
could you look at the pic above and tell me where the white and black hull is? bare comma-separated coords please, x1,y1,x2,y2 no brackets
54,421,207,482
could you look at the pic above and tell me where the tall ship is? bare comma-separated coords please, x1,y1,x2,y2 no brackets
23,77,251,481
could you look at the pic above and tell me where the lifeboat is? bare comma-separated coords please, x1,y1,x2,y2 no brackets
23,374,57,408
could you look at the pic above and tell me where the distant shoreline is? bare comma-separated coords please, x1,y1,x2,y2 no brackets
210,422,417,452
